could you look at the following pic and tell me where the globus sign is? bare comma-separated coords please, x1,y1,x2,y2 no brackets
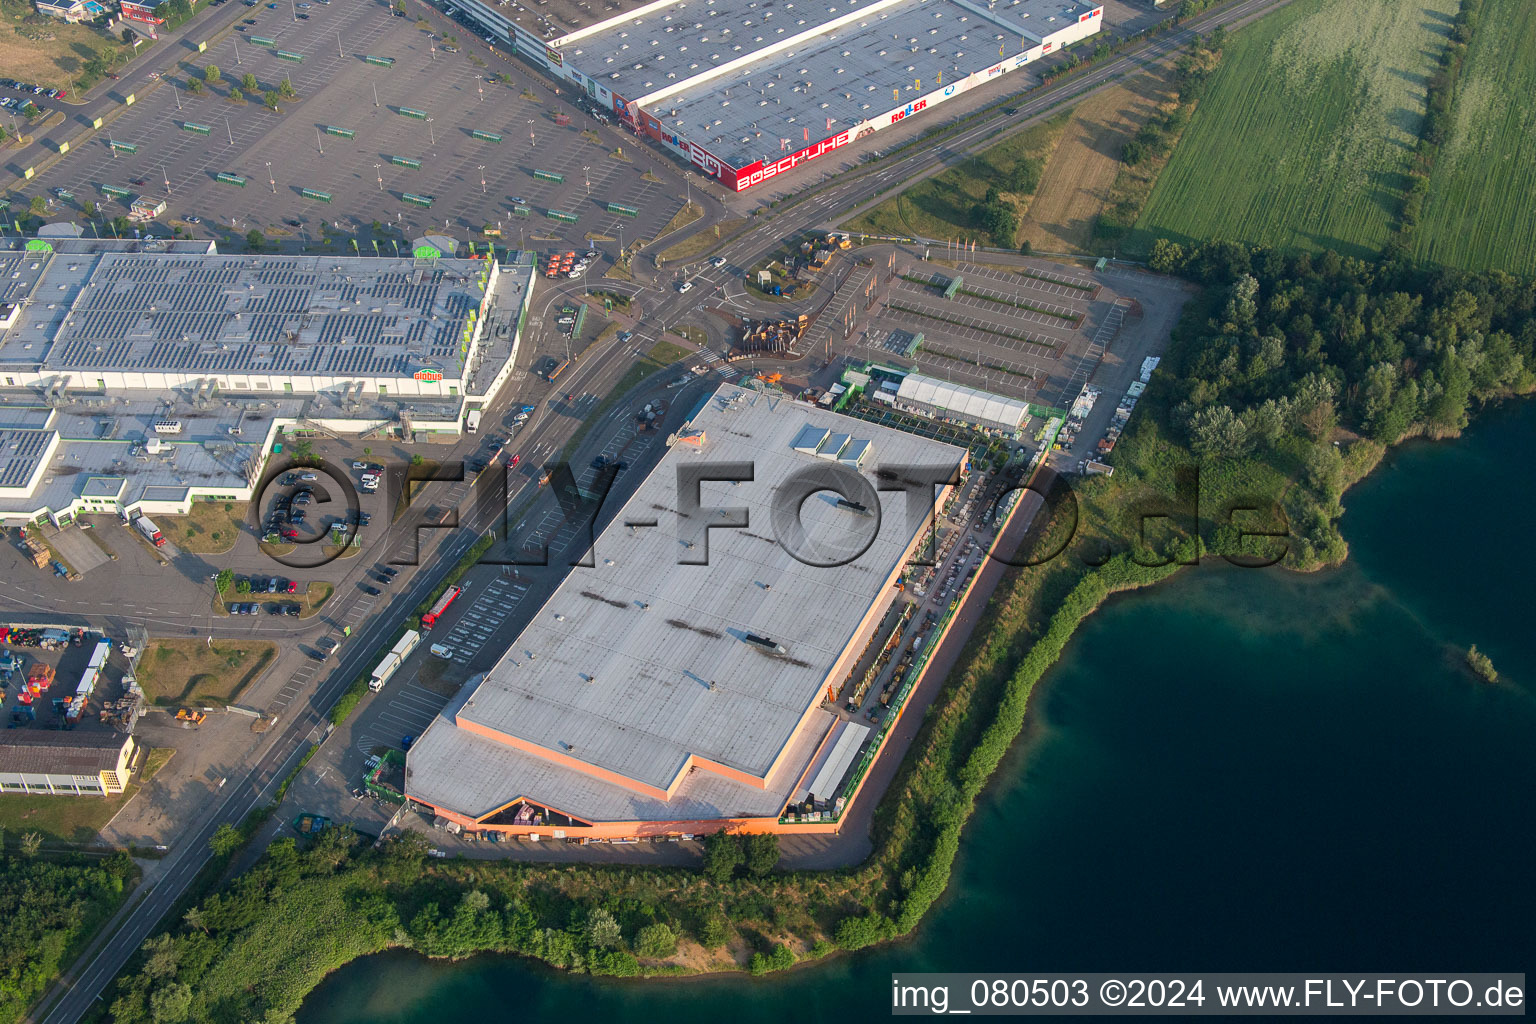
413,369,444,382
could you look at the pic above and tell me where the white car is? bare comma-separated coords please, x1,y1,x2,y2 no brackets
676,280,693,293
711,257,726,268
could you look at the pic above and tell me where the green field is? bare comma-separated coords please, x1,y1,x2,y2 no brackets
1413,0,1536,275
844,114,1068,246
1131,0,1459,258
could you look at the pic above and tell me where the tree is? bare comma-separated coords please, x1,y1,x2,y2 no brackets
121,27,135,43
29,195,47,216
209,822,242,857
215,568,233,593
227,87,243,104
696,912,730,949
203,64,221,84
19,830,43,857
148,981,192,1023
186,77,202,94
743,832,780,876
409,452,424,466
84,56,109,79
82,199,97,218
241,72,258,92
289,438,314,460
278,78,296,99
235,578,252,594
1187,404,1250,459
584,907,622,950
633,922,677,959
262,89,281,111
701,829,743,882
245,229,266,251
183,906,209,935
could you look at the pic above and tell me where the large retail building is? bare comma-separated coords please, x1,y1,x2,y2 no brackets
405,383,969,837
460,0,1104,190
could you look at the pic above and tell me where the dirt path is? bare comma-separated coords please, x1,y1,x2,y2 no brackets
1020,67,1175,253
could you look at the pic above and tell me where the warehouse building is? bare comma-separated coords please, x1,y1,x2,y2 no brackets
889,371,1031,435
0,242,530,400
0,729,138,796
465,0,1103,190
405,383,969,837
0,240,536,524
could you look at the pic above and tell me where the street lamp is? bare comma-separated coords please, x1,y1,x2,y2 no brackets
315,125,324,155
582,165,590,194
527,119,535,147
162,165,171,194
478,164,486,193
477,78,484,103
427,117,435,147
375,163,383,191
265,161,275,194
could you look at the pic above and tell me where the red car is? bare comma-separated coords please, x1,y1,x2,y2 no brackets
510,454,521,467
285,580,298,593
281,528,299,539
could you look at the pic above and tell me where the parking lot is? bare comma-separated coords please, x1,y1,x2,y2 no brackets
17,0,682,253
850,257,1121,412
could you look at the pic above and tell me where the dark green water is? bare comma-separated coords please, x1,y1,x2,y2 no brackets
299,402,1536,1023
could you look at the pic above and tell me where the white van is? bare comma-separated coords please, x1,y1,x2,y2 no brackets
429,643,454,659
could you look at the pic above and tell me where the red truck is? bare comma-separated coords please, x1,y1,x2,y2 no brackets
134,515,166,547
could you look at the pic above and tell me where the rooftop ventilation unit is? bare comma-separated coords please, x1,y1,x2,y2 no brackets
743,633,787,655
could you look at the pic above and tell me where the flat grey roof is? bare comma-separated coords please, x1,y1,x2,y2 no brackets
0,396,296,515
408,383,966,821
0,251,500,380
563,0,1096,168
406,679,834,821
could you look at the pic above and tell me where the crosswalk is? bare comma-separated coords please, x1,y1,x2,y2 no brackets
696,349,738,378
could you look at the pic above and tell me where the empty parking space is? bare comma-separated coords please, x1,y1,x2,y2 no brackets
19,4,683,251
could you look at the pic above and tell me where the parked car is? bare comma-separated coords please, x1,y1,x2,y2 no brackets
361,584,381,596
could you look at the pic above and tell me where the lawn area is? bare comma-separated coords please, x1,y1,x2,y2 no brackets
1130,0,1459,259
139,747,174,783
659,217,747,262
0,785,139,845
1020,65,1177,254
651,200,703,244
0,0,130,93
164,500,247,555
1413,0,1536,275
843,113,1069,246
135,639,277,707
216,581,332,617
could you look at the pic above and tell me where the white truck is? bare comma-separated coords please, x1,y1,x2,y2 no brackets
134,516,166,547
369,628,421,692
466,409,482,434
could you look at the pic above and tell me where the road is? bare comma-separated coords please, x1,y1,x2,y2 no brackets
28,0,1292,1018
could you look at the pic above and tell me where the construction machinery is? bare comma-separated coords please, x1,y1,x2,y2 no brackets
176,708,208,724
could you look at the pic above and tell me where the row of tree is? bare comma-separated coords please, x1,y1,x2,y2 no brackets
0,846,134,1024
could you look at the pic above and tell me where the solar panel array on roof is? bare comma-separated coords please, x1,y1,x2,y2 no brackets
0,429,51,488
31,253,488,381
